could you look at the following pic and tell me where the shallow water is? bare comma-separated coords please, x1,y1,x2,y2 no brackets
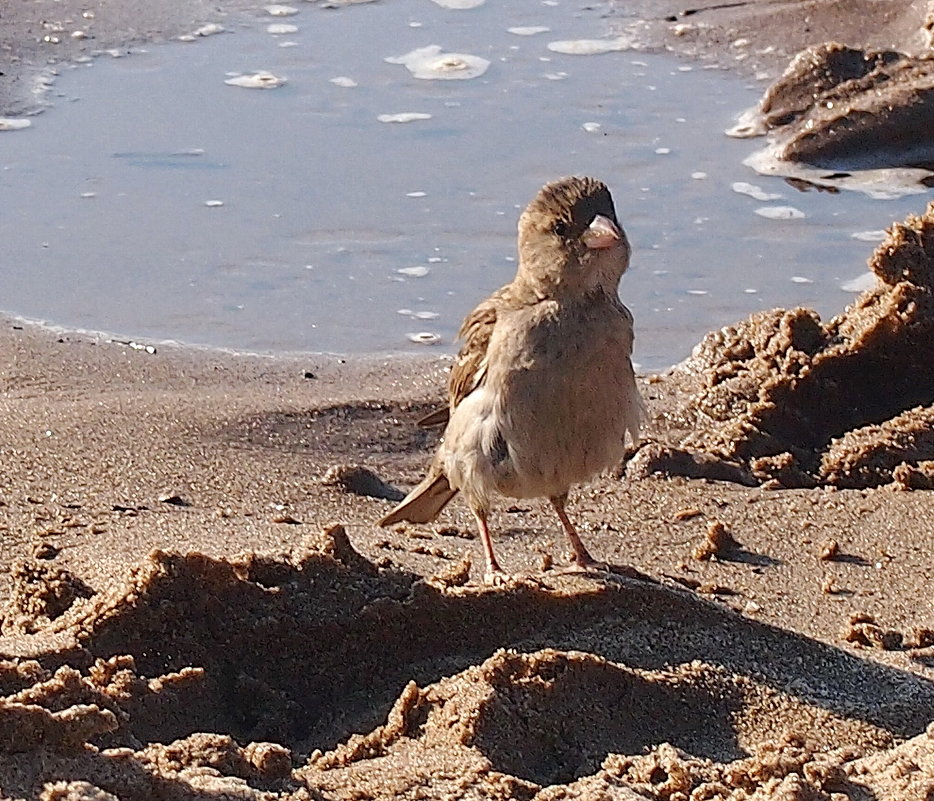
1,0,930,371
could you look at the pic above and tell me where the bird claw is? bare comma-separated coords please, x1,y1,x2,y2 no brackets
480,567,549,590
482,565,514,587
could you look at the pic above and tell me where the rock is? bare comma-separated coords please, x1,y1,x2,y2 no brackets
321,464,405,501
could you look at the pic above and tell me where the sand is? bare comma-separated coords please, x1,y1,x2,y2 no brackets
631,202,934,489
3,1,934,799
756,44,934,170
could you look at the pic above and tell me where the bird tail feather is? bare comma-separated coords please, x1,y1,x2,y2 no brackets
416,407,449,428
377,471,458,526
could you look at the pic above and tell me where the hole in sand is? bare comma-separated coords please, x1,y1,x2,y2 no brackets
469,650,743,785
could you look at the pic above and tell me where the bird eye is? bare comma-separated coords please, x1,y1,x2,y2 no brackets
553,221,569,238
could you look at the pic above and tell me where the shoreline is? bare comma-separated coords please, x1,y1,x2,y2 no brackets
0,309,448,368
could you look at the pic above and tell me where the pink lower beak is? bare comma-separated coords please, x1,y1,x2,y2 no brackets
581,214,621,249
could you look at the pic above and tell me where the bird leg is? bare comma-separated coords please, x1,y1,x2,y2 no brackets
550,494,601,569
472,508,507,583
549,494,650,582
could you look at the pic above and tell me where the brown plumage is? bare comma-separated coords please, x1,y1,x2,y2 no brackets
379,176,643,581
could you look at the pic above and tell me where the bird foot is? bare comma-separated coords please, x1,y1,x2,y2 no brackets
482,563,515,587
480,567,548,589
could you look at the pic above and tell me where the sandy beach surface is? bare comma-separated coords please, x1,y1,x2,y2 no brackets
3,2,934,800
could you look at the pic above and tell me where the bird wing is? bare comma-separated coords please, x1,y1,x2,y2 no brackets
417,286,505,428
449,289,502,409
383,288,506,525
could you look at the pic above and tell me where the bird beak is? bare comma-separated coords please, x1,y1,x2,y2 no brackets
581,215,621,249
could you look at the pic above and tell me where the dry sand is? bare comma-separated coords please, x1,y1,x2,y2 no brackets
3,2,934,800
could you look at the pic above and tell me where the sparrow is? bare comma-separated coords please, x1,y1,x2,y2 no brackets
379,176,643,581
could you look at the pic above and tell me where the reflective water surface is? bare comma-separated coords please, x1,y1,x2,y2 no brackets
1,0,929,370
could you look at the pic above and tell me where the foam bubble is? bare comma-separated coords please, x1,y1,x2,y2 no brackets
267,23,299,34
264,4,299,15
397,266,430,277
0,118,32,131
429,0,484,7
731,181,782,201
330,76,358,88
224,72,286,89
508,26,550,36
377,112,432,123
547,36,635,55
790,275,813,283
204,200,225,207
851,230,888,242
841,272,878,293
691,171,708,179
407,332,441,345
386,46,490,80
194,23,225,36
744,147,931,200
406,191,427,197
726,107,766,138
582,122,601,133
755,206,805,220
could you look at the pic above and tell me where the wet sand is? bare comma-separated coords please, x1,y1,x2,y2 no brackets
3,2,934,800
0,0,257,116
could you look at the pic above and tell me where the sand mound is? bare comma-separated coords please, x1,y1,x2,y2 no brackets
2,527,934,799
755,42,934,170
3,563,95,636
632,201,934,489
300,648,917,800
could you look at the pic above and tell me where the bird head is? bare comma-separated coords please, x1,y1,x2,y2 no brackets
515,176,631,298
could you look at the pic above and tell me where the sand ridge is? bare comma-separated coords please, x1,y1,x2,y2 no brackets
630,201,934,489
2,528,934,799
